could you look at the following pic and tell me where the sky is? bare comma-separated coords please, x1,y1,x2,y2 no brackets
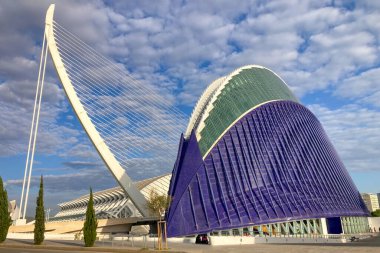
0,0,379,216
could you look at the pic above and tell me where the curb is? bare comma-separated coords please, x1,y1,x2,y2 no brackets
0,244,138,252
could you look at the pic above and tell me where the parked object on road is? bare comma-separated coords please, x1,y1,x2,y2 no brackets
195,234,209,244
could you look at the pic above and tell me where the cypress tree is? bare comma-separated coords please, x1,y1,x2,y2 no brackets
34,175,45,245
0,177,12,243
83,188,97,247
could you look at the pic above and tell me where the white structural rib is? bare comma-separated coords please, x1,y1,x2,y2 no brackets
195,65,293,141
45,5,149,217
184,76,225,139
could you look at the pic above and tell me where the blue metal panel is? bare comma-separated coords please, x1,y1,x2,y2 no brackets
166,100,369,237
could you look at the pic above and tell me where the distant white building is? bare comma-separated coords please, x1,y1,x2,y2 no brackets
361,193,380,212
51,174,171,222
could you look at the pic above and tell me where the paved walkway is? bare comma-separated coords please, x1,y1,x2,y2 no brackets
1,239,150,253
1,235,380,253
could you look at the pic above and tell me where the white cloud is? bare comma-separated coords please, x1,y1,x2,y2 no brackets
6,167,115,215
1,0,380,215
335,67,380,102
361,91,380,107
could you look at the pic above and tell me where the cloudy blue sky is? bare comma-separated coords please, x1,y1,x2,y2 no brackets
0,0,379,216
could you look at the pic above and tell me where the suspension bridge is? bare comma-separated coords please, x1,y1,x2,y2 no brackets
17,4,187,223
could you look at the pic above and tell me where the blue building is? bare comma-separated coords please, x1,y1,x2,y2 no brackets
167,65,369,237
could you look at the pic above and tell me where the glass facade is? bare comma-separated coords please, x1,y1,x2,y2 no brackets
210,216,369,237
198,67,297,156
341,216,369,234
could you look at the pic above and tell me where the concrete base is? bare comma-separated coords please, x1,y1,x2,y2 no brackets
7,233,75,240
207,236,346,245
114,236,197,244
9,218,134,234
14,219,26,226
209,236,255,245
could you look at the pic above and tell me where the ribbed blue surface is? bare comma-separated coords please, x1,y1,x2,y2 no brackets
167,101,368,237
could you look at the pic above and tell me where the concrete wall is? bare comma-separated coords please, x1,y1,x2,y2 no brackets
9,218,135,234
7,233,75,240
209,236,255,245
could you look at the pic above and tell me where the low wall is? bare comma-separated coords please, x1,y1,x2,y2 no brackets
209,236,255,245
7,233,75,240
112,235,196,244
9,218,133,234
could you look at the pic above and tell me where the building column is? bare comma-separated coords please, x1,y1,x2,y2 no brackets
258,225,263,237
320,218,328,235
248,226,253,236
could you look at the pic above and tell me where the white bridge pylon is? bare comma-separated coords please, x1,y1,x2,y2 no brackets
45,4,150,217
19,4,187,219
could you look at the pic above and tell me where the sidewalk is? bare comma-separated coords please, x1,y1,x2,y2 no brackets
0,239,186,252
